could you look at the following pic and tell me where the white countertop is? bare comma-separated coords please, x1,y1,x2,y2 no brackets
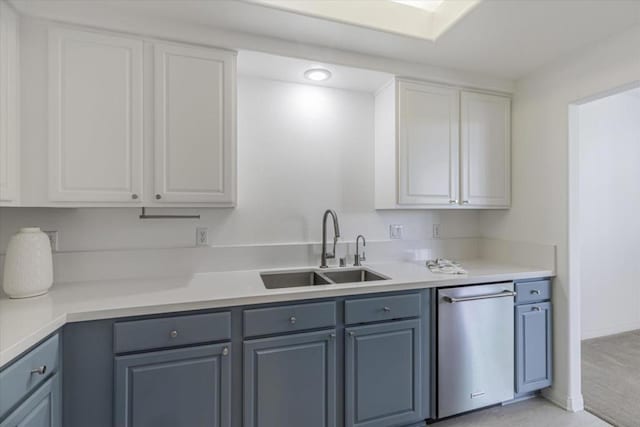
0,260,552,368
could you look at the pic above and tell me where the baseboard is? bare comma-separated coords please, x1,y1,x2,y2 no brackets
542,389,584,412
502,392,538,405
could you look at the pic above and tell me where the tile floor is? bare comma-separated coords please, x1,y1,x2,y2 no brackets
582,330,640,427
433,398,610,427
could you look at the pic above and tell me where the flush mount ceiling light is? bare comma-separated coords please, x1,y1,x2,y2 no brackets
304,68,332,82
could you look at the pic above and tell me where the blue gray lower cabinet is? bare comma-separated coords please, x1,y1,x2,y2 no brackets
60,289,436,426
515,302,552,394
0,374,61,427
243,329,337,427
345,319,423,427
114,343,231,427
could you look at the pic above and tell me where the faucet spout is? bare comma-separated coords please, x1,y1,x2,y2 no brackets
354,234,366,266
320,209,340,268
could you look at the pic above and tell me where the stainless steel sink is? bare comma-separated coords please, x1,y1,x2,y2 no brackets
322,269,388,284
260,268,389,289
260,270,331,289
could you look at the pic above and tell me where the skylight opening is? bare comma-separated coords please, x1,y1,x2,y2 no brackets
251,0,480,41
390,0,445,13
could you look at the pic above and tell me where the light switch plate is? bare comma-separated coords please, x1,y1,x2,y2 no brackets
432,224,441,239
389,224,403,240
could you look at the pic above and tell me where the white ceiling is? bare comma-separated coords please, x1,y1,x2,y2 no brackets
238,51,393,93
10,0,640,80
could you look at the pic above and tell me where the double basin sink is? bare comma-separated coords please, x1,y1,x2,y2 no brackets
261,267,389,289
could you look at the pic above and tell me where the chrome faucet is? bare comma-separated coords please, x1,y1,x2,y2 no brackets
354,234,366,266
320,209,340,268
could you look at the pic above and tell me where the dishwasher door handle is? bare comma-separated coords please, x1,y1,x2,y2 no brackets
443,290,516,303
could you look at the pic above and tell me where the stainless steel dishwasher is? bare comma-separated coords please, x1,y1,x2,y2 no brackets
437,282,516,418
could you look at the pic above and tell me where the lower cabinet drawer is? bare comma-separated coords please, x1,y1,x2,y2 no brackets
243,301,336,337
114,343,231,427
113,311,231,353
345,293,421,325
0,373,61,427
515,280,551,304
0,334,59,419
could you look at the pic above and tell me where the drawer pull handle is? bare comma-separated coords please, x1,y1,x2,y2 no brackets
30,366,47,376
289,316,296,325
383,306,392,312
170,330,178,338
532,306,541,311
222,347,229,356
530,289,541,295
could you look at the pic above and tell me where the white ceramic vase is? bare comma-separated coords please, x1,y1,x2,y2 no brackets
2,227,53,298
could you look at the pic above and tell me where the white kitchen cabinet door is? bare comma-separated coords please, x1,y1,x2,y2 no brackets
460,91,511,207
397,81,459,206
0,2,19,204
48,28,143,203
153,43,236,205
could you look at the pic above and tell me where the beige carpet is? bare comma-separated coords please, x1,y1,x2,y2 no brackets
582,330,640,427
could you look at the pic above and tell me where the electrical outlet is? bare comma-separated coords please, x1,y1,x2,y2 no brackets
44,230,58,251
196,227,209,247
432,224,441,239
389,224,403,240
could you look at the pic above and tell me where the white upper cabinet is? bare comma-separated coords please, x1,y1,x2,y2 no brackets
48,28,144,203
397,80,459,206
375,78,511,209
44,26,236,207
153,43,236,205
460,91,511,207
0,2,19,204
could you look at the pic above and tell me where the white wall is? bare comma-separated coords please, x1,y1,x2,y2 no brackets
579,89,640,339
0,76,480,253
480,25,640,410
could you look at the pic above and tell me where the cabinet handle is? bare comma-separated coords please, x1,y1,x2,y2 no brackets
348,331,355,337
289,316,296,325
462,200,470,204
449,200,458,204
131,194,138,200
170,330,178,338
222,347,229,356
532,306,541,311
30,366,47,375
155,194,162,200
383,306,391,312
328,333,335,340
530,289,541,295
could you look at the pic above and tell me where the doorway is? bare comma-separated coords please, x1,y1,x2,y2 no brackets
570,83,640,426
